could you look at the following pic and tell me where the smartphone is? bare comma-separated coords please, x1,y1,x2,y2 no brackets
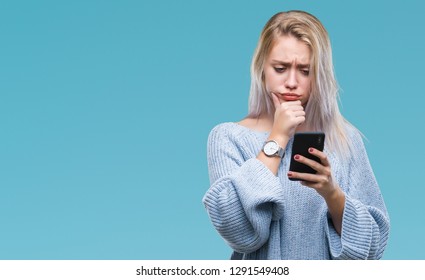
289,132,325,180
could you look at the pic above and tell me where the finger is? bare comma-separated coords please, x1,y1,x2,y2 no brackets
293,110,306,117
293,154,325,173
287,106,305,114
278,103,304,115
295,115,306,126
308,148,330,167
286,103,305,115
284,101,302,108
271,92,281,108
288,172,330,191
287,171,320,184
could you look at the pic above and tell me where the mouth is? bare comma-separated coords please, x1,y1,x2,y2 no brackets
276,93,301,102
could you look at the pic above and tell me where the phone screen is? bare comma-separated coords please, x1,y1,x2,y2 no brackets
288,132,325,181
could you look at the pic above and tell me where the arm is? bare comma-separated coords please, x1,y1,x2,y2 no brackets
202,125,285,253
287,130,390,259
259,93,304,175
204,95,305,253
287,148,345,234
327,132,390,259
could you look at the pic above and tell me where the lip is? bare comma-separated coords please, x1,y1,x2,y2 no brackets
279,93,301,101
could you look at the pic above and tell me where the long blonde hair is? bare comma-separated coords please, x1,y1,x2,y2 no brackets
248,10,358,158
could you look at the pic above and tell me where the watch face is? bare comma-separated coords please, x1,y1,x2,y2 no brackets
264,141,279,156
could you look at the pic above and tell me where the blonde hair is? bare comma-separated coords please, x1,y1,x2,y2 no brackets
248,10,358,158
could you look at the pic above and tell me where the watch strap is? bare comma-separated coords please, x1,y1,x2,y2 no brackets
276,146,285,158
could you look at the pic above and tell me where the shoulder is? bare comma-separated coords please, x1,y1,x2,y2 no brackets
207,123,250,163
208,122,236,142
208,122,256,141
209,122,237,135
208,123,238,148
343,122,366,150
208,122,266,152
209,119,270,137
341,122,371,164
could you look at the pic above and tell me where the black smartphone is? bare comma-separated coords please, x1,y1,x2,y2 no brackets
289,132,325,180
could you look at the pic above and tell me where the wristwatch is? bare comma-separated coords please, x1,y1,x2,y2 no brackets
262,140,285,158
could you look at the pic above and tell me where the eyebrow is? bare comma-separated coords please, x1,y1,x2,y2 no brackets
271,60,310,68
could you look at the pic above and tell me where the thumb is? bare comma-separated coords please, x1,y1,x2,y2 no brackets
271,92,281,109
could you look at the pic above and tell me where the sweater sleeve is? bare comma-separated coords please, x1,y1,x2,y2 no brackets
202,125,285,254
326,131,390,259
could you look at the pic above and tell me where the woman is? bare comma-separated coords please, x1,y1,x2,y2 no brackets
203,10,390,260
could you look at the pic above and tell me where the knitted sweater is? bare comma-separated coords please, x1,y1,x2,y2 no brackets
203,122,390,260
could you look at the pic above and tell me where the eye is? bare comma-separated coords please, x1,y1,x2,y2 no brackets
300,69,310,76
274,67,286,73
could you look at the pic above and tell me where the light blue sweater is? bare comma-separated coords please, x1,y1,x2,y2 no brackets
203,122,390,260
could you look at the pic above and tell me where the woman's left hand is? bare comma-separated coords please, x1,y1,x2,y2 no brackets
288,148,346,235
287,148,337,199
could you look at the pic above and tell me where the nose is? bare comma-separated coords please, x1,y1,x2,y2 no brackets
284,69,298,90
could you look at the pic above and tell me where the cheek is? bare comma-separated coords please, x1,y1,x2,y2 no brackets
302,77,312,92
264,70,278,90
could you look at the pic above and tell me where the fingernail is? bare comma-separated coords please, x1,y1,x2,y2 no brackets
287,172,293,177
309,148,314,153
294,155,300,160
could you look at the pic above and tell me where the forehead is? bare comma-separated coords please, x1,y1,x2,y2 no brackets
268,35,311,64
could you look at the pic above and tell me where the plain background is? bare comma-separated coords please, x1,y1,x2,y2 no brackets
1,0,424,259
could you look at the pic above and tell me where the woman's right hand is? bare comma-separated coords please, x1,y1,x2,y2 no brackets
270,92,305,142
257,93,305,175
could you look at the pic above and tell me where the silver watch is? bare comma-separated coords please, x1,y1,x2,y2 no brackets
262,140,285,158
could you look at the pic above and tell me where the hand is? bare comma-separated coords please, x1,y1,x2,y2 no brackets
270,92,305,141
287,147,346,234
287,148,338,199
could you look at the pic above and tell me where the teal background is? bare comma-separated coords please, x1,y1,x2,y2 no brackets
0,0,423,259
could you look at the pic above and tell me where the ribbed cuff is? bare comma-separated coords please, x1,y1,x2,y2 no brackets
327,196,373,259
232,158,285,221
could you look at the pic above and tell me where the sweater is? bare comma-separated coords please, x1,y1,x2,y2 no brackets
202,122,390,260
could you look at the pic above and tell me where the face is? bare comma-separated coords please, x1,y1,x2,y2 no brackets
264,35,312,106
